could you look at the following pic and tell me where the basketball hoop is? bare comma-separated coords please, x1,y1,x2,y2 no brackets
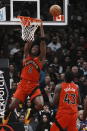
18,16,42,41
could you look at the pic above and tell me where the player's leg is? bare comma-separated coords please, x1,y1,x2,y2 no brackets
33,95,44,110
3,97,21,124
68,126,78,131
24,90,44,124
24,88,44,124
3,81,27,124
67,114,78,131
67,124,78,131
30,88,44,110
51,114,69,131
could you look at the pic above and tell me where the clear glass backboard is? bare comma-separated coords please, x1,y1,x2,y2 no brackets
0,0,69,26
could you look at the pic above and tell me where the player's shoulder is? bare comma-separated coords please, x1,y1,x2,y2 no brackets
56,82,66,88
72,82,79,88
55,83,62,92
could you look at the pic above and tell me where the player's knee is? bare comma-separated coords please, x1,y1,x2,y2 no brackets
35,102,44,110
34,95,44,110
9,98,20,110
9,103,16,110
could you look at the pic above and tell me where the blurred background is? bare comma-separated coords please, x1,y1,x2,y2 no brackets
0,0,87,131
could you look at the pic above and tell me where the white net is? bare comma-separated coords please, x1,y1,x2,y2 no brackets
22,24,39,41
18,16,41,41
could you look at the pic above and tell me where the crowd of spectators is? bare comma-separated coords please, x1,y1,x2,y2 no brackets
0,0,87,131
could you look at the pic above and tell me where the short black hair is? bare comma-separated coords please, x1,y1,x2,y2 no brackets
65,71,74,82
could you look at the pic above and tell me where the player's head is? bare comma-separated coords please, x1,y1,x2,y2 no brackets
65,71,74,83
30,39,40,56
30,44,40,56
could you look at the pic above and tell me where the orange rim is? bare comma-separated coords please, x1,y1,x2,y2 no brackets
17,16,42,26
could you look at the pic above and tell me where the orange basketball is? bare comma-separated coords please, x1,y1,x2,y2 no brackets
49,4,62,16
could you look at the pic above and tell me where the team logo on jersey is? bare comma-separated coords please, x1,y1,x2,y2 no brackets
0,125,14,131
24,60,40,72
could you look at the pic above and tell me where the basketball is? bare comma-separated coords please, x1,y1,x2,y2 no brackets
49,4,62,17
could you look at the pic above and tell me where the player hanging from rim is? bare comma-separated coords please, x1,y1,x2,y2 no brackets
50,71,81,131
3,22,46,125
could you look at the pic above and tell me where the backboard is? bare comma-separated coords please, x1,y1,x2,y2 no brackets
0,0,69,26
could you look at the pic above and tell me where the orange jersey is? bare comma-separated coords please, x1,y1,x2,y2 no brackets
21,56,43,82
56,82,79,116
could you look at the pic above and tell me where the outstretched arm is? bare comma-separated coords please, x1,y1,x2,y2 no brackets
24,41,32,58
39,23,46,63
